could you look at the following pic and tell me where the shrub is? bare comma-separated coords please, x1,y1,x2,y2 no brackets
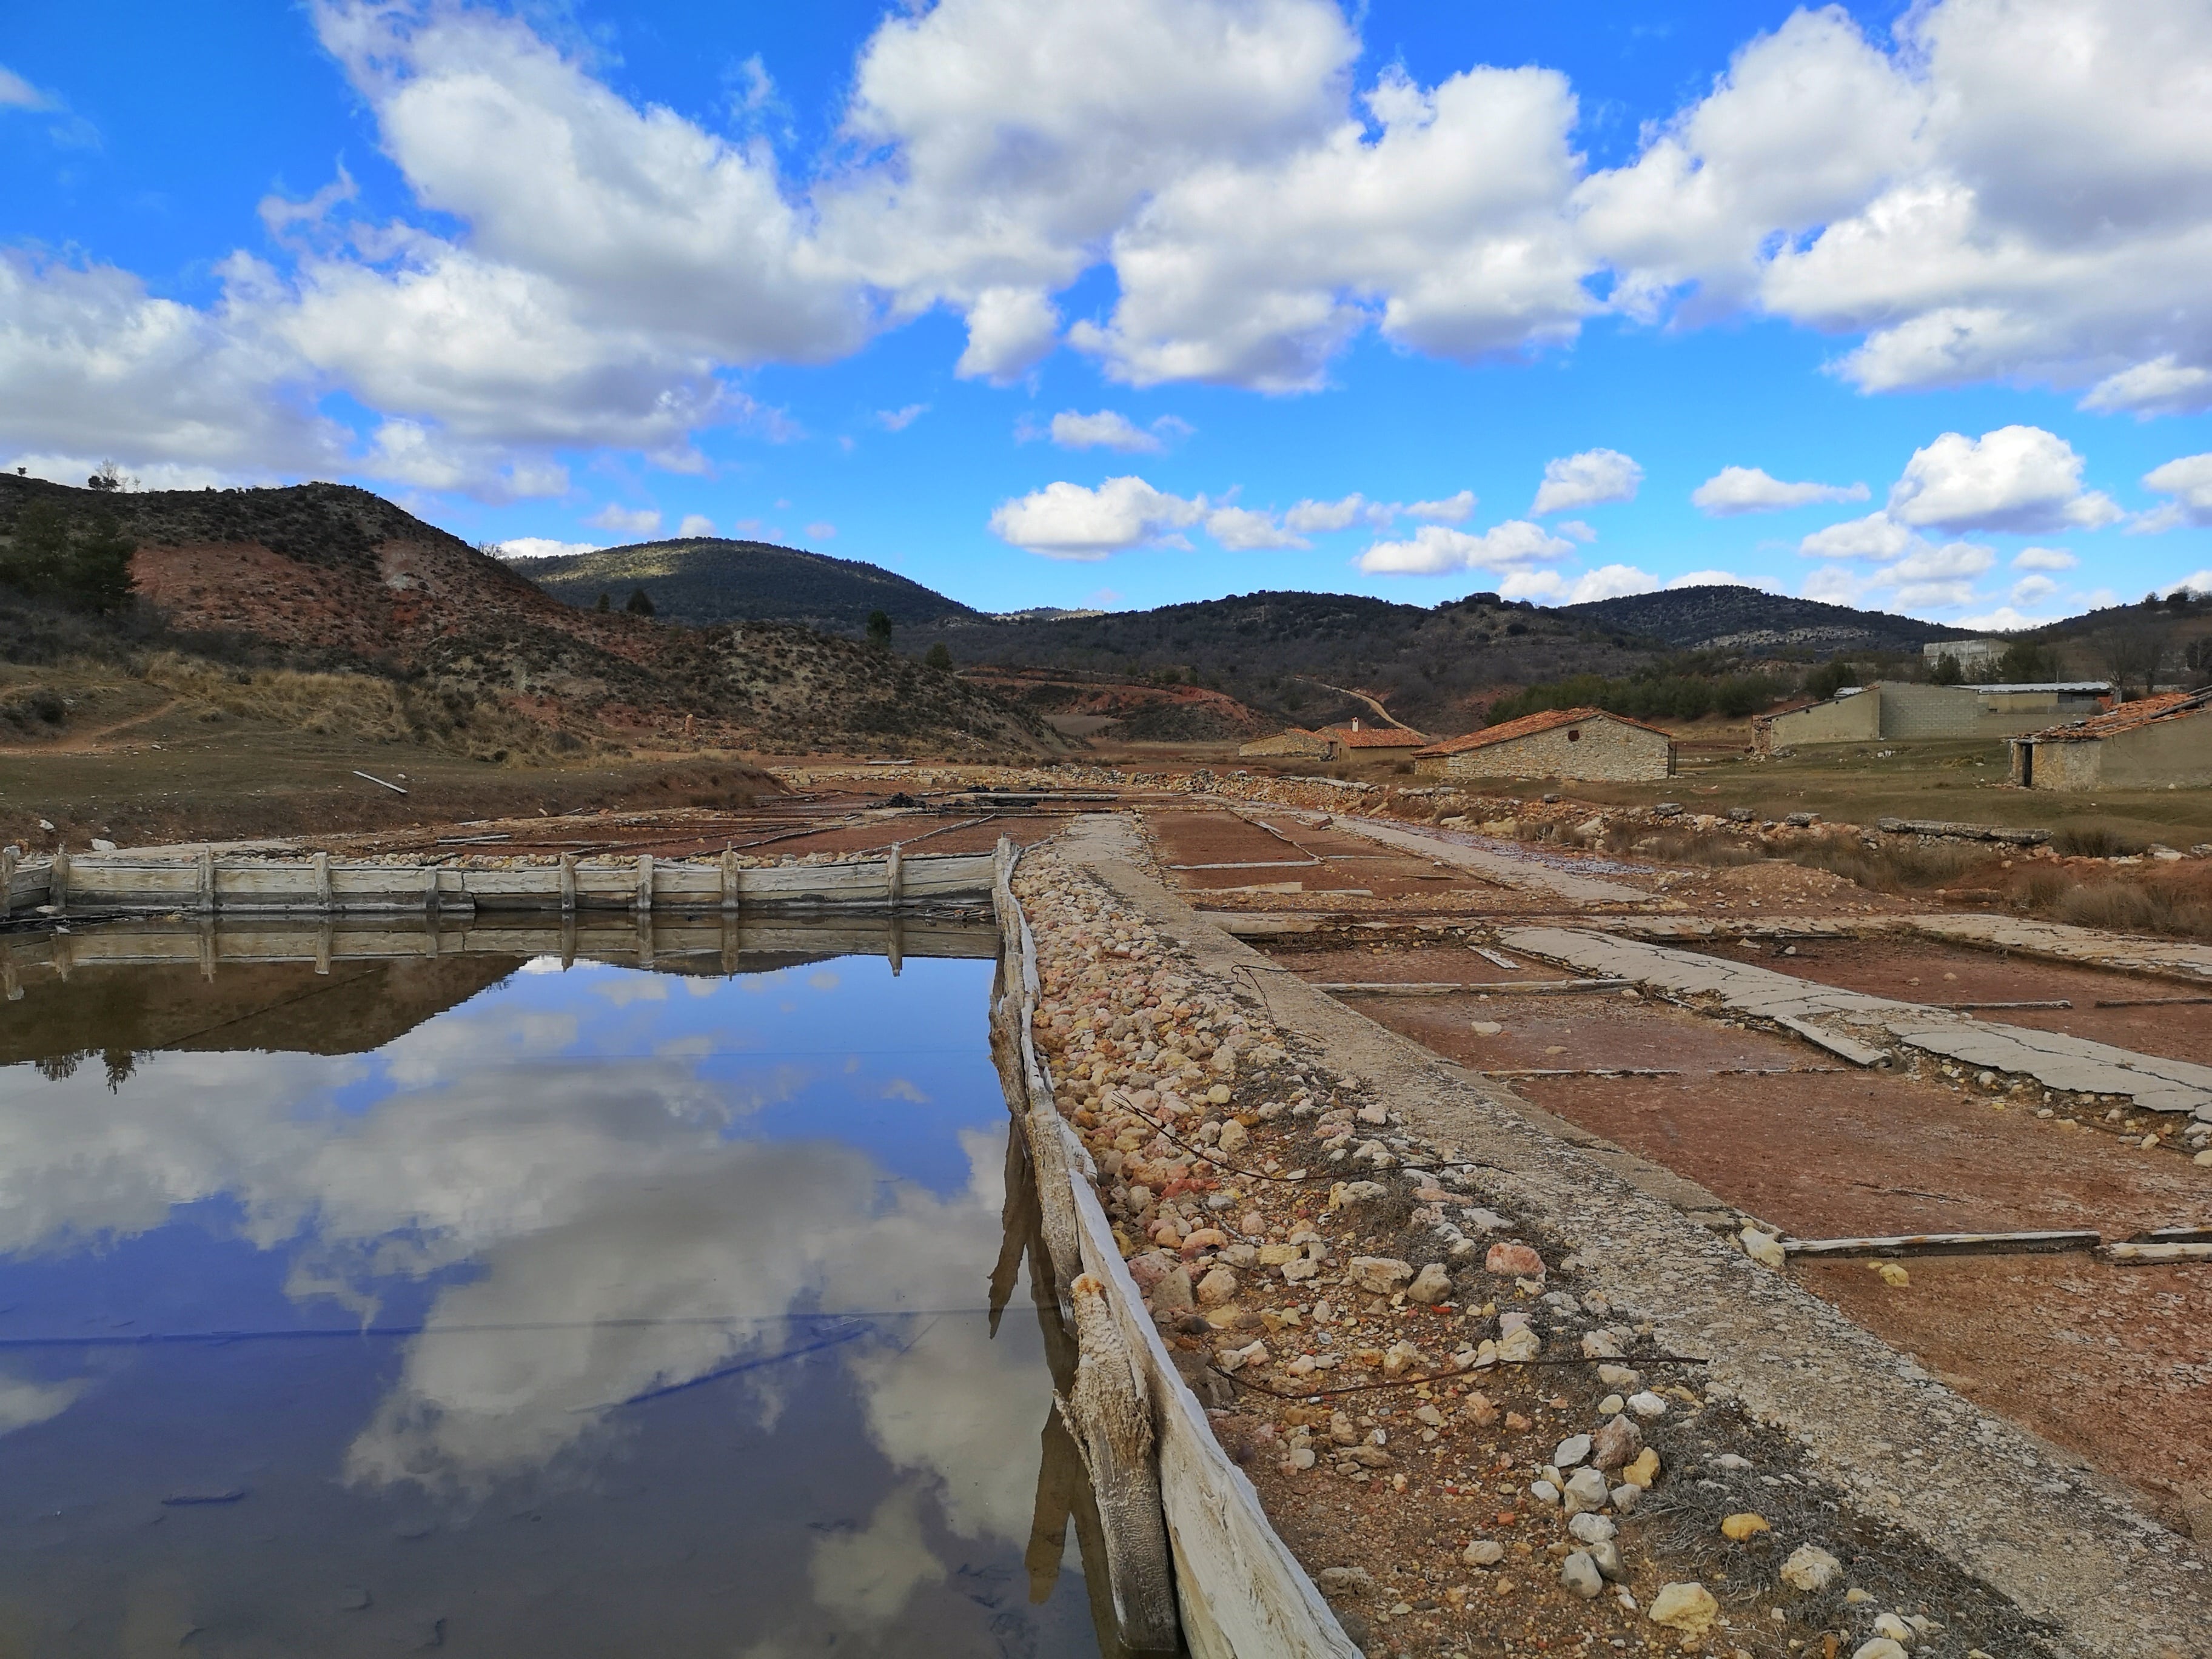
2053,823,2149,858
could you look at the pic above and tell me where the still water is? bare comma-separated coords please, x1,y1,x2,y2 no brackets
0,929,1106,1657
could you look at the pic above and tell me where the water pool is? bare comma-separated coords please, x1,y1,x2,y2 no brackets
0,928,1112,1656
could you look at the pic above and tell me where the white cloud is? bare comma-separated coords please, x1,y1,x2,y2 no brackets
1800,565,1877,606
1045,410,1167,453
2158,569,2212,598
2011,574,2059,605
2081,355,2212,417
2138,452,2212,529
1799,511,1920,561
1405,490,1475,523
1666,569,1778,591
1886,426,2119,534
805,520,836,540
676,514,716,537
1283,493,1386,533
1552,518,1597,543
2013,546,2076,571
586,504,663,537
497,537,604,560
0,65,52,110
1562,563,1661,603
1889,540,1996,584
1530,449,1641,515
987,475,1204,558
1498,570,1563,602
952,288,1060,383
1581,1,2212,411
1691,466,1869,515
1958,604,2062,631
1357,519,1572,575
876,404,928,432
1205,506,1304,551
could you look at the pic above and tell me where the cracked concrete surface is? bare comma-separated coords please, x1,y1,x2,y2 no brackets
1061,812,2210,1659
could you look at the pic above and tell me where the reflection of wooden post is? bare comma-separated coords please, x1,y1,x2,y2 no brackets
560,911,577,970
1062,1275,1178,1654
315,922,332,975
888,916,904,977
1,845,15,920
1,945,18,1002
313,850,332,910
720,913,738,976
50,850,68,919
635,854,654,914
636,911,654,968
198,845,215,914
198,919,215,982
558,854,577,914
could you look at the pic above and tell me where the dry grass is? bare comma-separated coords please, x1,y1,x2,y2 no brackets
142,652,591,763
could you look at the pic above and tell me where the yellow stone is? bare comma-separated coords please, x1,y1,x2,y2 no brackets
1875,1261,1911,1287
1720,1512,1769,1541
1622,1447,1661,1489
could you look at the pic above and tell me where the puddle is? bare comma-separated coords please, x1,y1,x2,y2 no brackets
0,925,1112,1656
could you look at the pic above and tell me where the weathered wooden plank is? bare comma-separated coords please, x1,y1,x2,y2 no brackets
1783,1230,2100,1259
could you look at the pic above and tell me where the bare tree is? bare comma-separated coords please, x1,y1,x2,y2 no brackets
2098,623,2172,700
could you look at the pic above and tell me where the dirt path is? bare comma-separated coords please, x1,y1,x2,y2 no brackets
0,697,188,756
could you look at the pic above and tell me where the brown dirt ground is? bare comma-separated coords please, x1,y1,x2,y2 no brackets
1684,935,2212,1068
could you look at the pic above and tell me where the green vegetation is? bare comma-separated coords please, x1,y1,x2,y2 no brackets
865,608,893,648
924,642,953,671
524,537,981,633
0,499,136,614
1483,657,1795,725
625,587,655,616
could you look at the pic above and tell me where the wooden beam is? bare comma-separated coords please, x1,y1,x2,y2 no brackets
1783,1230,2100,1260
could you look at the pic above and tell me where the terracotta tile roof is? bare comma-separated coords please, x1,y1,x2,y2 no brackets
1415,705,1674,758
1319,723,1428,748
2026,688,2212,741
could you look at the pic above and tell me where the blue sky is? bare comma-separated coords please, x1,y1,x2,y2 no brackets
5,0,2212,626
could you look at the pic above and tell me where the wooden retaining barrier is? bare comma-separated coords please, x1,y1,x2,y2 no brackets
988,839,1358,1659
0,848,995,919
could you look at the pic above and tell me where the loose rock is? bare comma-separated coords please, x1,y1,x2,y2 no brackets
1590,1413,1643,1471
1780,1544,1841,1592
1648,1581,1718,1639
1462,1539,1505,1567
1560,1552,1604,1599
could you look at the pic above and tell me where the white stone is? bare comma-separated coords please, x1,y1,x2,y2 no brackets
1780,1544,1840,1592
1553,1433,1593,1469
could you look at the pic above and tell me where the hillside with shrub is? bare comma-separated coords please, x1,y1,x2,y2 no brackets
0,474,1063,760
522,537,985,632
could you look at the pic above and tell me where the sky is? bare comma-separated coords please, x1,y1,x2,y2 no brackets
5,0,2212,628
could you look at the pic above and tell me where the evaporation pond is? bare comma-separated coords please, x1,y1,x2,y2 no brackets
0,939,1103,1656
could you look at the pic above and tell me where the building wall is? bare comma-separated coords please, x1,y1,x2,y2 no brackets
1879,682,1986,738
1440,717,1672,781
2024,739,2105,791
1765,692,1881,748
2089,712,2212,789
1238,732,1330,759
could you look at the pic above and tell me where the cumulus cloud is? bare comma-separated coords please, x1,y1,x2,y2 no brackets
1042,410,1175,453
1564,563,1661,602
1691,466,1869,515
1530,449,1641,515
2010,574,2060,605
1885,426,2119,534
1799,512,1920,561
876,404,928,432
2136,452,2212,531
987,475,1204,558
804,520,836,540
1580,1,2212,411
1283,493,1389,533
2013,546,2076,571
1205,506,1304,551
951,288,1059,383
1405,490,1475,523
674,514,716,537
2158,569,2212,598
2081,356,2212,418
586,504,662,537
1957,603,2060,631
1357,519,1572,575
498,537,604,560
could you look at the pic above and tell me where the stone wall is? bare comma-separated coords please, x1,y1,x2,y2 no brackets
1765,692,1880,748
1441,716,1672,782
2087,712,2212,789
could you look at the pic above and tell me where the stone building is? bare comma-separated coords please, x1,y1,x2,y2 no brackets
2008,689,2212,790
1923,638,2006,675
1236,728,1332,760
1754,681,2110,753
1414,706,1674,782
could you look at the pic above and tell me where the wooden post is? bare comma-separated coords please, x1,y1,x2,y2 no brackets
50,850,68,919
313,850,332,910
635,854,654,914
1061,1275,1179,1654
720,848,739,912
0,845,15,920
198,845,215,914
558,854,577,915
887,843,904,909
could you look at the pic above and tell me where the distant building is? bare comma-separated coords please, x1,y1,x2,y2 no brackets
1236,717,1427,762
2008,689,2212,790
1923,638,2006,674
1414,706,1675,782
1754,681,2110,753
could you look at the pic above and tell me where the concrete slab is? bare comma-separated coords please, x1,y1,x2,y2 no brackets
1503,926,2212,1121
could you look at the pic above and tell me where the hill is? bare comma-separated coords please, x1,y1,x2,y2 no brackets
1559,586,1972,654
520,538,983,633
0,475,1062,759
